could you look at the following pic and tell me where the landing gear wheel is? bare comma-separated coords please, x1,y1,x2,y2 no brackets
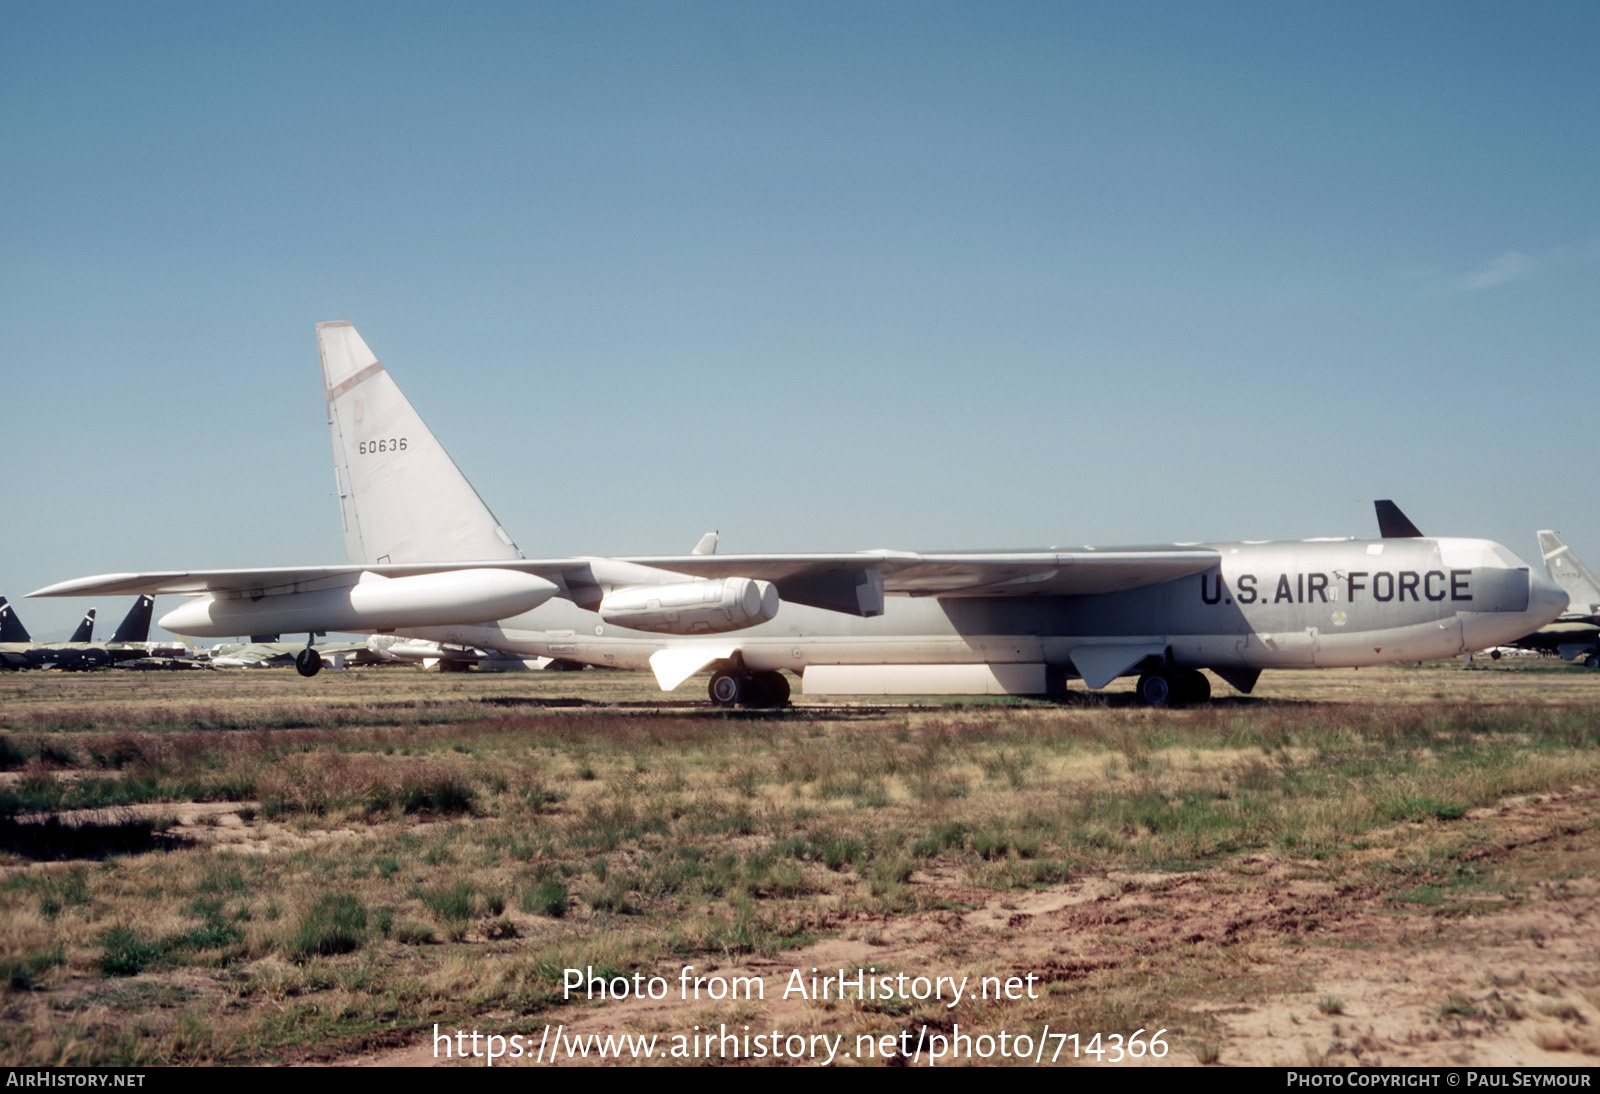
742,673,772,708
1136,671,1174,707
759,670,791,708
1585,653,1599,669
1175,669,1210,704
709,670,743,707
295,648,323,678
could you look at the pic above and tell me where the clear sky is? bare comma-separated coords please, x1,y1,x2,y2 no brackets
4,1,1597,639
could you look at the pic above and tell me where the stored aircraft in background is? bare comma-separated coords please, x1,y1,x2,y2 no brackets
0,597,109,669
30,323,1569,705
204,634,377,670
1490,532,1600,667
363,635,580,672
68,609,96,644
0,595,171,670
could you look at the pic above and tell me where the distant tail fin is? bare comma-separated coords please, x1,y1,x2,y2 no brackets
1375,500,1423,538
318,322,523,564
69,609,95,643
1538,531,1600,616
0,598,31,643
111,596,155,643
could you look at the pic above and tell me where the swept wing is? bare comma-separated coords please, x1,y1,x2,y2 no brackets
32,548,1218,617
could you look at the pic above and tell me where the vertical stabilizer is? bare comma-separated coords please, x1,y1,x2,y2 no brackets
318,322,523,564
1538,531,1600,616
111,596,155,644
69,609,95,643
0,598,31,643
1375,500,1424,538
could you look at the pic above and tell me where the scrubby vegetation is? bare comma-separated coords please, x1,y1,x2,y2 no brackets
0,666,1596,1063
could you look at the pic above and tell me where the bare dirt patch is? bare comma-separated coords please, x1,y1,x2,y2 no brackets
3,664,1597,1067
352,788,1600,1068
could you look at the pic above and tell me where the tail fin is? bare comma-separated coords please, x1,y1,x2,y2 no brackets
1538,531,1600,616
111,596,155,643
318,322,523,565
1375,500,1424,538
69,609,95,643
0,598,31,643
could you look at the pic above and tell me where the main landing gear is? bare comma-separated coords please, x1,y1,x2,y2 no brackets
708,668,792,709
1135,668,1210,707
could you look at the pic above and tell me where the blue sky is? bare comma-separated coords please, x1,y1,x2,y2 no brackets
4,1,1597,638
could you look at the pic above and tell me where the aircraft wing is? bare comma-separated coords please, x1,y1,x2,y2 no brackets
616,548,1221,614
28,562,577,599
622,549,1217,594
32,548,1219,620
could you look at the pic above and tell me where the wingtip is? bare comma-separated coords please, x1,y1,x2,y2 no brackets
28,574,139,598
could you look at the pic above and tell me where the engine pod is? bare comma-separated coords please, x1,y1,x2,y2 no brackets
159,569,558,638
599,577,779,634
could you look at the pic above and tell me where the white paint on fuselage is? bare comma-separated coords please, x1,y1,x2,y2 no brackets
385,537,1564,689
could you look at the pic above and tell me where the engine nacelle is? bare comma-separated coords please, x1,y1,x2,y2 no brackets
599,577,779,635
159,569,558,638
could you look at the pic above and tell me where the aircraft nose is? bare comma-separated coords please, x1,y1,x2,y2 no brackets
1529,568,1568,626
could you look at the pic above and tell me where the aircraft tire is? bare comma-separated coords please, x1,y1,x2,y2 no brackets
295,649,323,678
1136,672,1174,707
709,670,743,707
1585,653,1600,669
742,673,772,708
1176,669,1210,704
761,671,791,708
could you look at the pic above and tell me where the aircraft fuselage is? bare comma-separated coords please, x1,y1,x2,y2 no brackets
392,536,1563,689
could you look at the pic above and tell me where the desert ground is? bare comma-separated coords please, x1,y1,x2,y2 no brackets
1,660,1596,1067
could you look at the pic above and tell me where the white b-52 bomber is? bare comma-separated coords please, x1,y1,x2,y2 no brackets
31,323,1568,706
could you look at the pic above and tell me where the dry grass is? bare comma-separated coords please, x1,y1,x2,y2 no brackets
0,662,1597,1064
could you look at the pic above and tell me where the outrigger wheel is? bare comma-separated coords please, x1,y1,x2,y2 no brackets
295,645,323,678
